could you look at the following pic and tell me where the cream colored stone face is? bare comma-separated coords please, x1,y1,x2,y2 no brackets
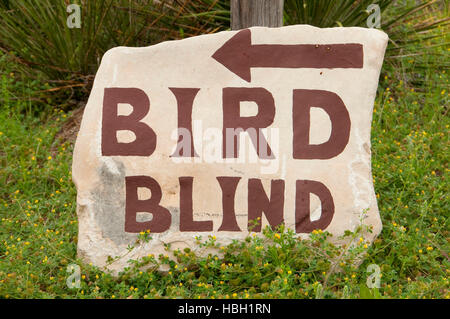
72,25,388,273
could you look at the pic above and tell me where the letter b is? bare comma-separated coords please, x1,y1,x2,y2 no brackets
125,176,171,233
102,88,156,156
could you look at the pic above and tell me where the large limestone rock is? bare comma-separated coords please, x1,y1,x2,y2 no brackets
72,25,388,273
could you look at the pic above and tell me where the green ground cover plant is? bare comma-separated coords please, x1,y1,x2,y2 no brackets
0,1,449,299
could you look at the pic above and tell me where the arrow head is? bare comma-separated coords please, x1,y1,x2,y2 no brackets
212,29,252,82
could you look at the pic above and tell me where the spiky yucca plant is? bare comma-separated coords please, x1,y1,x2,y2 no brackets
0,0,447,102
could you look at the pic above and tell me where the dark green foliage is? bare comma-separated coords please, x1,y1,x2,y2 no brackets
283,0,392,27
0,1,447,94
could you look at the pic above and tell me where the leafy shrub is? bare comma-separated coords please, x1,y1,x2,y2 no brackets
283,0,392,27
0,0,228,79
0,0,447,105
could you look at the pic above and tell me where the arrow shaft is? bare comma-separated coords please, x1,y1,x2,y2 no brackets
250,43,363,69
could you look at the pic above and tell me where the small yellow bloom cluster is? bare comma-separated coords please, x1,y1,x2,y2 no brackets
196,282,211,289
358,237,368,249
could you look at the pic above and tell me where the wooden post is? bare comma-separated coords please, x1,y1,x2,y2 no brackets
231,0,284,30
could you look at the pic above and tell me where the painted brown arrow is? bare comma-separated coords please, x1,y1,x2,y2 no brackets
212,29,364,82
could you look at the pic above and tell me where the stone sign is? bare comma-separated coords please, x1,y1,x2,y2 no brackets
72,25,388,273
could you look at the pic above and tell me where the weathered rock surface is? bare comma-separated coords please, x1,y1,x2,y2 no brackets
72,25,388,274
